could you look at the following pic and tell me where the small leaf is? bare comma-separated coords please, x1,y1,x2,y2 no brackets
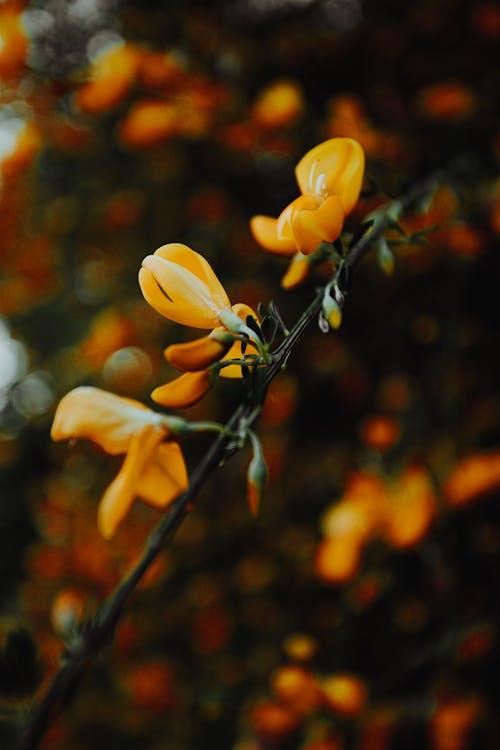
246,315,263,339
261,315,278,345
257,301,269,320
269,301,289,336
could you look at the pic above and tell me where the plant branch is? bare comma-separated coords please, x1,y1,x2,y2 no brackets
19,167,444,750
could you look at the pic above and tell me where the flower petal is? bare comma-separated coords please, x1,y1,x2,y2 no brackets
139,254,225,328
135,441,188,509
295,137,365,214
249,215,296,255
165,328,233,371
50,386,164,455
97,424,163,538
291,194,345,254
151,370,211,408
281,253,310,289
153,244,228,299
276,195,319,241
220,303,259,378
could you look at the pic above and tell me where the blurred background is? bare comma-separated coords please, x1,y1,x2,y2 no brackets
1,0,500,748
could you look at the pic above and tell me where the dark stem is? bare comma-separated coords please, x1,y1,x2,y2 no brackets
19,168,443,750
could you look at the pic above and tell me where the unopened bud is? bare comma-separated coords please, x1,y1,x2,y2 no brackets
322,293,342,330
376,237,395,275
247,431,268,516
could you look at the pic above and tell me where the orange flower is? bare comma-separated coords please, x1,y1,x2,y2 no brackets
151,303,260,408
320,673,367,717
118,99,179,148
381,467,436,549
164,328,235,371
251,138,365,260
444,450,500,506
51,387,188,539
74,42,139,115
0,9,28,80
416,80,476,122
251,79,305,129
0,118,40,180
151,370,212,409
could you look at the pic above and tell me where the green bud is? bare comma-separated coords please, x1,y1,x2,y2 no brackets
322,293,342,330
376,237,395,276
247,431,268,516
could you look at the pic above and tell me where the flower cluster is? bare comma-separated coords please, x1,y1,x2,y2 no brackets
50,140,366,539
138,242,262,407
51,243,265,537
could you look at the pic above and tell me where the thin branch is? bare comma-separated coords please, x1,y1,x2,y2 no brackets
19,167,444,750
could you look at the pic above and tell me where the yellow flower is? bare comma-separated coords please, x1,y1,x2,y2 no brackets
164,328,235,371
151,370,212,408
151,303,260,408
250,137,365,266
294,137,365,215
138,243,231,328
51,387,188,539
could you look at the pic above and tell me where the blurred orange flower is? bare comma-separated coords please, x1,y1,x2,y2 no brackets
251,79,305,129
51,387,187,538
444,450,500,506
320,673,367,717
74,42,139,115
416,80,476,121
0,8,28,80
118,99,179,148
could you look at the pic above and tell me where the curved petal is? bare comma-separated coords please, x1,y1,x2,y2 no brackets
281,253,310,290
136,441,188,509
151,370,211,408
51,386,164,455
291,194,345,254
219,303,259,378
249,215,296,255
165,329,233,371
295,137,365,214
276,195,319,241
139,258,227,329
97,424,163,538
153,244,230,309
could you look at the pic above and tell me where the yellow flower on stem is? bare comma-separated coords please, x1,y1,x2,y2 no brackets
151,370,213,408
250,138,365,285
152,303,261,408
164,328,235,371
51,387,188,539
138,243,231,328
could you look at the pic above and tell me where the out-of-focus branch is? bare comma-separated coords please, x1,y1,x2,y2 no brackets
19,167,444,750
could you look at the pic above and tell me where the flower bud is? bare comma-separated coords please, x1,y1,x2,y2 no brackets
322,293,342,330
247,432,268,516
376,237,395,275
